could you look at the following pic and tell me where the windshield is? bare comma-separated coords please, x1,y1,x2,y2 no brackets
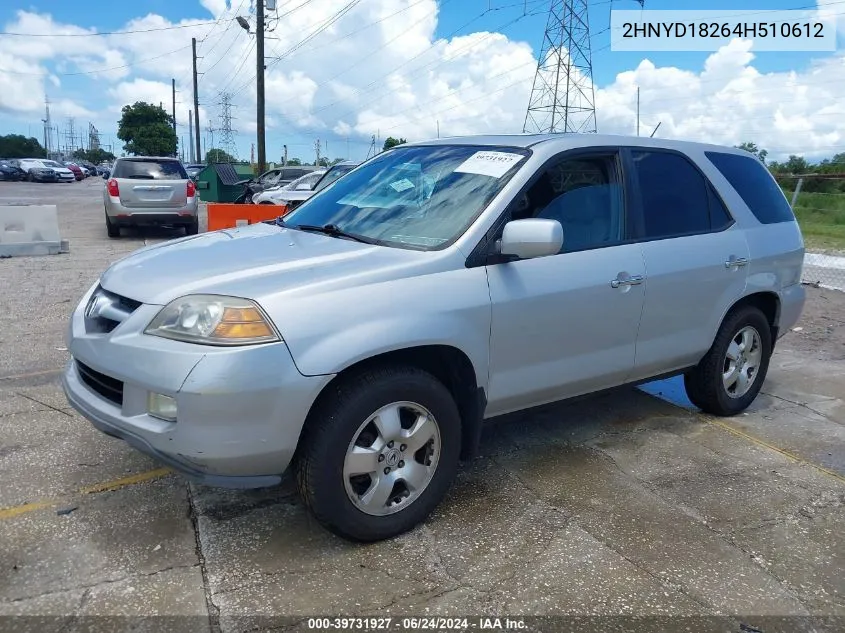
283,171,324,190
283,145,529,250
43,161,63,168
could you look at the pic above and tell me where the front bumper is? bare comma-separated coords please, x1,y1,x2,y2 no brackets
62,284,333,488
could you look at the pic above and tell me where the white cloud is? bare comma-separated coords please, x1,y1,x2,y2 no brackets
2,2,845,162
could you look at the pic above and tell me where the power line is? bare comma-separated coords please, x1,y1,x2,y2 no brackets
0,44,191,76
0,19,235,37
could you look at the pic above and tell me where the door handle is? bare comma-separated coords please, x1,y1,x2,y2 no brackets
611,274,644,288
725,257,749,268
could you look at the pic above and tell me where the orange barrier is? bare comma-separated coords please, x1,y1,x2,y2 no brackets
206,203,287,231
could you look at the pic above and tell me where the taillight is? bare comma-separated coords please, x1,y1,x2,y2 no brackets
187,179,196,197
107,178,119,197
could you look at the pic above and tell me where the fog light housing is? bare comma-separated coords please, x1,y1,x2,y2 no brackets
147,392,177,422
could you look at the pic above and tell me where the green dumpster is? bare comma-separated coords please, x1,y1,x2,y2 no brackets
196,163,256,202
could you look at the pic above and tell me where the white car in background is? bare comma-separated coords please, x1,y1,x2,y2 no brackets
255,161,361,214
41,159,76,182
252,169,326,204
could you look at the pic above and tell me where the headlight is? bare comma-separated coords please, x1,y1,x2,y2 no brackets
145,294,279,346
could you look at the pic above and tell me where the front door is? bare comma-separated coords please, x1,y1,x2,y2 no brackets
485,150,646,417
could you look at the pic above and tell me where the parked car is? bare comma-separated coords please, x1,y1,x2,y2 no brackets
185,164,205,181
40,159,75,182
0,159,27,181
265,161,359,212
251,169,326,204
64,162,85,181
12,158,58,182
80,162,98,177
103,156,198,237
62,134,805,542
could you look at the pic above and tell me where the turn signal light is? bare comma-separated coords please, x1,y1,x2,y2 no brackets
106,178,119,197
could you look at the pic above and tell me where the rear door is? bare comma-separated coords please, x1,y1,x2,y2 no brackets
624,147,749,381
112,158,189,209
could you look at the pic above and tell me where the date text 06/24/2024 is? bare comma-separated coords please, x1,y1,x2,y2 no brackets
305,617,527,630
610,9,836,52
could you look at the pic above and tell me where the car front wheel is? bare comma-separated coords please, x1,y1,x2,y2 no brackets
684,305,772,416
296,366,461,542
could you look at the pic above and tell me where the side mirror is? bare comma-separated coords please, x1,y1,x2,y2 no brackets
498,219,563,260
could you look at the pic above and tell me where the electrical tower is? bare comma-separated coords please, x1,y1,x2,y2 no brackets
523,0,597,134
218,93,238,161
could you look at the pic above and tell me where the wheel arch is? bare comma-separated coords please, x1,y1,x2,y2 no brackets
722,291,781,347
304,344,486,462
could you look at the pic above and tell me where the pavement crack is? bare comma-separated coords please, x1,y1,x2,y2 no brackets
15,392,74,418
188,483,222,633
762,391,844,427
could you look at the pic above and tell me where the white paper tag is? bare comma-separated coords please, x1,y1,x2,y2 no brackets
389,178,415,192
454,151,524,178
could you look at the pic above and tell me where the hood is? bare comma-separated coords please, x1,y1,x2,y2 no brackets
99,222,422,305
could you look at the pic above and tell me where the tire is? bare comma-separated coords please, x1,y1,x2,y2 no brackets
105,213,120,238
185,219,199,235
296,365,462,542
684,305,772,417
27,172,34,182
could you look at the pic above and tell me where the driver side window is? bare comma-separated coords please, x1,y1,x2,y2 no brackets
512,154,625,254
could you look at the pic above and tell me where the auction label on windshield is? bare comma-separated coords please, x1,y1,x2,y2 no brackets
610,9,836,51
455,151,524,179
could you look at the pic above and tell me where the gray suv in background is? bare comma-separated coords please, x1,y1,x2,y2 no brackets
65,134,804,542
104,157,199,238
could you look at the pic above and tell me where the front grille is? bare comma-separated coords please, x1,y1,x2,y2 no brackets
77,361,124,406
85,286,143,334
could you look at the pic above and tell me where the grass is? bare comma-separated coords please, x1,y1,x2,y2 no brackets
781,189,845,254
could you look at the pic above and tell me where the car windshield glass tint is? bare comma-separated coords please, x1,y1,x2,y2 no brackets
283,145,529,250
313,165,357,192
113,160,188,180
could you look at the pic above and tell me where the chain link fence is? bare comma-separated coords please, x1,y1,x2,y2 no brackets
782,176,845,292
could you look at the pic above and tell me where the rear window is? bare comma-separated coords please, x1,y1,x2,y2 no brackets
705,151,795,224
112,159,188,180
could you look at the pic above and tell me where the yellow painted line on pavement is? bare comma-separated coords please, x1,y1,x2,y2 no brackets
79,467,172,494
0,467,173,521
704,416,845,485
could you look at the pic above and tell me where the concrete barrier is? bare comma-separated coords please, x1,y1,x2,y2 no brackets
0,205,69,257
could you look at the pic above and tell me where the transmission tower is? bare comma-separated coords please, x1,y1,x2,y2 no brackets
218,93,238,161
524,0,597,134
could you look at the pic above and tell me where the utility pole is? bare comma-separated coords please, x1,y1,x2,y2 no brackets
188,110,194,163
172,79,177,133
283,144,288,166
256,0,266,173
636,86,640,136
437,120,440,139
314,139,321,166
192,38,202,165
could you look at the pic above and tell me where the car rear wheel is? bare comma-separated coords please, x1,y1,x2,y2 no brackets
684,305,772,416
105,212,120,238
296,366,461,542
185,219,199,235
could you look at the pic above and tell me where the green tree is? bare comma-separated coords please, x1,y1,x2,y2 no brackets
383,136,406,151
783,155,810,174
285,157,302,166
72,147,116,164
206,148,236,163
735,141,768,164
117,102,177,156
0,134,46,158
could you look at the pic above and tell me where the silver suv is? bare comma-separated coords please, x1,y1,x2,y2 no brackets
104,157,198,237
63,134,805,542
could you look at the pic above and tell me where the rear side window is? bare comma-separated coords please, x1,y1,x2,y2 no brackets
112,159,187,180
705,151,795,224
631,150,710,238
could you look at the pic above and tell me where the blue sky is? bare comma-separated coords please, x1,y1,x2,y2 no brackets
1,0,843,163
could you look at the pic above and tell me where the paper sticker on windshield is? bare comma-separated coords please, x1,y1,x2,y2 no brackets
389,178,415,192
454,151,523,178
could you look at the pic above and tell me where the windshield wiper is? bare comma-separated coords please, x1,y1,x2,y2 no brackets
292,223,380,245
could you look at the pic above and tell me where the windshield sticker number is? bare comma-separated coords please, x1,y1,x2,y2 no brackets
454,151,523,178
389,178,415,192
